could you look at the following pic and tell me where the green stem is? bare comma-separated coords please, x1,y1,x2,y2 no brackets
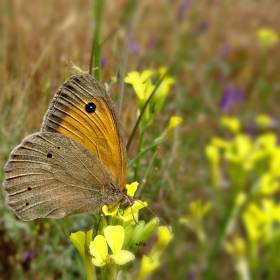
101,264,116,280
126,70,169,152
89,0,103,80
204,188,239,280
127,139,165,169
133,122,146,182
137,148,158,194
83,255,96,280
64,61,68,81
101,1,136,46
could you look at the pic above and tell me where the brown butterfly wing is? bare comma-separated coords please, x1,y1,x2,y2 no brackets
3,132,124,221
41,74,126,190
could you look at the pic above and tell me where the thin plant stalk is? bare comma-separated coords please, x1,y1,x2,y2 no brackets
89,0,103,80
84,255,96,280
137,148,158,195
127,139,165,168
133,122,146,182
204,187,239,280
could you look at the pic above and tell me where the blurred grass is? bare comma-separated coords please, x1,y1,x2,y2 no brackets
1,0,280,279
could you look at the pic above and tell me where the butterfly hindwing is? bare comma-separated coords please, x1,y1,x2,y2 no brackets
3,132,123,221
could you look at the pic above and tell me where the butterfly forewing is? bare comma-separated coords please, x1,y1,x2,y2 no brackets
4,132,120,221
41,74,127,190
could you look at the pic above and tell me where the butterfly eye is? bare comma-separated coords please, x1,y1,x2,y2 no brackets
85,102,96,113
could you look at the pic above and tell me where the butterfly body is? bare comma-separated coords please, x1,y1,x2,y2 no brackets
3,74,131,221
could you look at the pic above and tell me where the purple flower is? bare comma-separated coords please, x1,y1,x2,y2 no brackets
219,45,230,58
177,0,193,22
130,40,139,55
219,83,244,113
246,123,256,137
147,37,156,50
193,20,210,38
23,250,35,261
101,57,106,68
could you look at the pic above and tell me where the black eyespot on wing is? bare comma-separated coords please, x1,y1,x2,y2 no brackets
26,186,32,191
25,202,29,206
85,102,96,113
46,152,53,159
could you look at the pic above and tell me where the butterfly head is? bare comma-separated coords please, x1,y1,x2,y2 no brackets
106,186,134,212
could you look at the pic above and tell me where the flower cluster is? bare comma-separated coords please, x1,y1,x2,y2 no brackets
124,68,175,126
70,182,172,280
205,115,280,278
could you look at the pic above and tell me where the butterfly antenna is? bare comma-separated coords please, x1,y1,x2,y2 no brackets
130,204,139,225
136,200,172,234
134,194,150,199
125,193,139,225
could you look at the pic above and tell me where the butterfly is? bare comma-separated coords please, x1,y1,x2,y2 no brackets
3,73,133,221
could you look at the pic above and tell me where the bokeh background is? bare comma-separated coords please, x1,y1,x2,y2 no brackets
1,0,280,279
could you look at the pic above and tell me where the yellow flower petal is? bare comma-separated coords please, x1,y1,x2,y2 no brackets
205,145,220,165
256,28,279,50
102,204,118,217
126,182,139,197
89,235,108,267
121,200,148,221
220,116,241,133
168,116,183,130
70,231,87,258
136,255,160,280
149,226,172,261
104,225,124,254
111,250,135,265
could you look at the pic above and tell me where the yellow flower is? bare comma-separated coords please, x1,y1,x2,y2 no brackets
135,255,160,280
124,70,154,112
151,67,175,114
220,116,241,133
256,28,279,50
205,145,220,165
70,230,93,259
89,225,135,267
256,133,277,153
124,69,174,124
225,134,252,168
224,237,246,257
270,148,280,176
102,182,148,221
155,116,182,141
180,200,212,241
149,226,172,262
255,114,274,128
168,116,183,130
211,137,231,150
242,200,280,243
189,200,212,221
135,226,172,280
124,70,153,85
126,181,139,196
258,173,279,195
